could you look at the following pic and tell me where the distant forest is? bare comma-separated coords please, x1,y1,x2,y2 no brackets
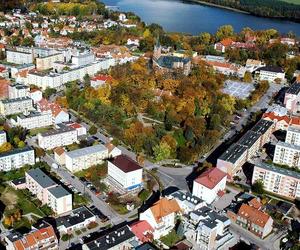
194,0,300,22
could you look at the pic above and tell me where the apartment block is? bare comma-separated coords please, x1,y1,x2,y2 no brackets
251,119,273,146
107,155,143,191
0,146,35,171
12,111,52,129
0,130,6,145
5,221,58,250
286,126,300,146
0,97,34,115
38,124,78,150
25,168,72,215
284,81,300,113
273,141,300,169
217,143,248,178
36,53,64,71
71,52,95,67
27,59,115,90
238,131,261,159
8,83,29,99
257,66,285,83
65,144,108,172
252,162,300,199
6,49,33,64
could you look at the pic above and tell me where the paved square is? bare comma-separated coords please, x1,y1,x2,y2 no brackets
222,80,255,99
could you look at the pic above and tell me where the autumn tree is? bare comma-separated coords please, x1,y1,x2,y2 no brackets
216,25,234,41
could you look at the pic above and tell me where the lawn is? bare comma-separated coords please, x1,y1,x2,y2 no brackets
281,0,300,4
160,230,182,247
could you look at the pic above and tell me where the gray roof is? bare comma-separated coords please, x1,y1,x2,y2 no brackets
238,131,261,148
155,55,190,69
218,143,248,163
0,146,34,158
26,168,56,188
40,125,75,137
287,125,300,134
255,162,300,180
286,82,300,95
1,97,32,104
65,144,108,159
48,185,70,198
276,141,300,151
251,120,273,135
169,190,203,205
56,206,94,228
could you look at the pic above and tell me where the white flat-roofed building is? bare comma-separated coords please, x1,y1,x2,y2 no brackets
257,66,285,83
38,124,77,150
6,49,33,64
0,130,6,145
252,162,300,199
286,126,300,146
71,51,95,67
0,97,34,115
36,53,64,71
65,144,108,173
12,111,52,129
0,146,35,171
26,59,115,90
107,155,143,191
47,185,72,215
273,141,300,169
8,83,29,99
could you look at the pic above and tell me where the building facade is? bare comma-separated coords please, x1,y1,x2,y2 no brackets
0,147,35,171
273,141,300,169
12,111,52,129
0,97,33,115
65,144,108,173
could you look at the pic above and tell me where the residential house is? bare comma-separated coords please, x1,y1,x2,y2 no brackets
90,75,113,89
5,221,58,250
130,220,154,243
140,197,181,239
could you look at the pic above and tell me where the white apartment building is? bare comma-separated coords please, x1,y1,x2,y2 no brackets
107,155,143,191
252,162,300,199
0,146,35,171
71,52,95,67
26,168,72,215
6,49,33,64
0,130,6,145
183,206,233,250
26,59,115,90
36,53,64,71
8,83,29,99
47,185,72,215
284,81,300,113
286,126,300,146
257,66,285,83
273,141,300,169
38,125,78,150
65,144,108,173
0,97,34,115
12,111,52,129
192,168,227,204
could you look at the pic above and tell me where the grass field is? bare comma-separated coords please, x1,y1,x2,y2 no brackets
281,0,300,4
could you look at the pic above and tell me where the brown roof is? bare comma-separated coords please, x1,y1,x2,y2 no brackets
150,197,181,223
54,147,65,156
248,198,262,210
238,204,271,228
109,155,142,173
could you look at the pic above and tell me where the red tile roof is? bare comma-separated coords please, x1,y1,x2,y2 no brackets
150,198,181,223
238,204,271,228
91,74,113,82
195,168,227,190
130,220,153,243
262,112,290,124
220,38,234,46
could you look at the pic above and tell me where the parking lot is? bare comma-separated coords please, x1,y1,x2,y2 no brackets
222,80,255,99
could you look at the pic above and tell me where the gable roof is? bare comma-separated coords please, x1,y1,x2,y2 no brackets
238,204,271,228
150,197,181,223
130,220,154,243
194,168,227,189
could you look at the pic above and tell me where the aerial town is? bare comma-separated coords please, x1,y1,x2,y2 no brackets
0,0,299,250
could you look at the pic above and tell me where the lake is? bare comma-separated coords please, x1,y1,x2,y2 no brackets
101,0,300,35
